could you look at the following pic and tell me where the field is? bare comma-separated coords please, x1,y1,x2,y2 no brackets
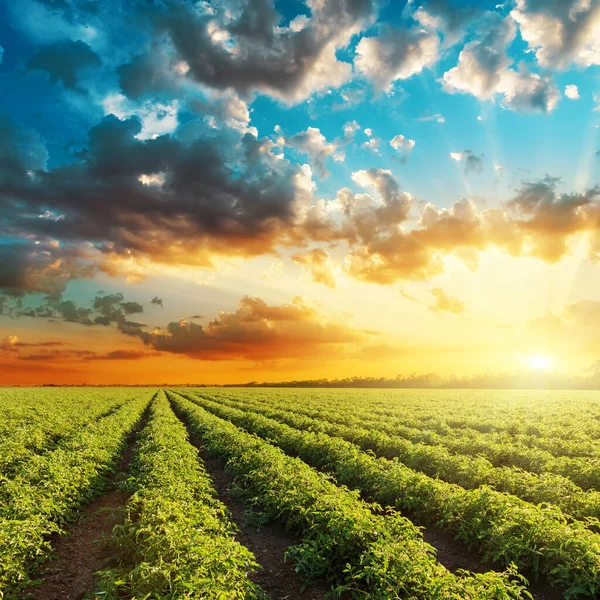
1,388,600,599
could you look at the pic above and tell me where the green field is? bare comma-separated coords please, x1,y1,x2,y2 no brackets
1,388,600,599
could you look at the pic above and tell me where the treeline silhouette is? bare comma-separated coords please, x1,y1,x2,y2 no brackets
232,371,600,389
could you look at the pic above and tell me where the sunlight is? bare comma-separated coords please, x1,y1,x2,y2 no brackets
526,355,555,371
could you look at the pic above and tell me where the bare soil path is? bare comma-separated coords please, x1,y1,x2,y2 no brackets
200,452,335,600
25,420,143,600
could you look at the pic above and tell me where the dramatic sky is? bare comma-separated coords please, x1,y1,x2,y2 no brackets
1,0,600,384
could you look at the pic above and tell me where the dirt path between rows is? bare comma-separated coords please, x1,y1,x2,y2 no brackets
200,452,336,600
25,417,144,600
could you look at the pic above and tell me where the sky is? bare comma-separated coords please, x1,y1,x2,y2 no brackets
1,0,600,385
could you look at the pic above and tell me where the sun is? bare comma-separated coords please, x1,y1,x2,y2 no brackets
525,355,555,371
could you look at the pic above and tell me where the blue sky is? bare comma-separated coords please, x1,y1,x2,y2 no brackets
1,0,600,383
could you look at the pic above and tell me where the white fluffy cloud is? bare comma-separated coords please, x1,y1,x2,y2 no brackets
511,0,600,70
362,137,382,154
565,84,580,100
355,26,439,91
390,134,415,153
442,14,560,113
279,127,344,177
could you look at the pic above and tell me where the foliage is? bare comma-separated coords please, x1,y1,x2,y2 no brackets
95,390,262,599
169,391,529,600
0,390,152,597
179,389,600,599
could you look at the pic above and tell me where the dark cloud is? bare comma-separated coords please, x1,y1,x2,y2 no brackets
0,241,96,298
34,0,100,23
151,296,163,307
27,40,102,92
84,349,152,361
118,0,376,104
12,291,146,333
0,115,308,290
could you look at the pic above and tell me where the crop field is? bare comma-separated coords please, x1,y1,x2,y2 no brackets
1,388,600,599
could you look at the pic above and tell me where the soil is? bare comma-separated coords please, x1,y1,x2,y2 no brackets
423,524,487,573
25,421,141,600
421,526,564,600
201,453,336,600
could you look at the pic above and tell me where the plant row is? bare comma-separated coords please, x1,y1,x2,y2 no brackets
198,390,600,524
168,391,529,600
179,390,600,599
203,388,600,491
215,388,600,461
0,390,153,598
0,389,135,479
95,390,262,599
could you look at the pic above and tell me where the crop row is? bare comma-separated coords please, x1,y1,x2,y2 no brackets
206,388,600,491
177,390,600,599
196,389,600,524
0,390,134,479
96,390,261,599
220,388,600,460
0,390,153,597
168,391,529,600
303,388,600,445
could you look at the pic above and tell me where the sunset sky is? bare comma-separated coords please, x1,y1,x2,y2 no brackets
1,0,600,384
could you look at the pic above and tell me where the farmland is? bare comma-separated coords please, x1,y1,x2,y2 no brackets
1,388,600,599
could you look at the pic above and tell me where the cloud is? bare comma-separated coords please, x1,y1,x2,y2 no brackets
124,0,377,104
151,296,163,308
13,291,147,332
355,25,439,92
528,300,600,355
390,134,415,154
0,241,96,298
565,84,580,100
442,13,560,113
449,150,483,173
278,126,343,177
27,39,101,92
364,127,373,137
416,111,445,123
293,248,337,288
361,137,381,154
506,176,597,262
102,94,179,140
411,0,482,47
125,295,367,360
336,178,589,285
0,114,316,284
511,0,600,70
85,349,152,361
429,287,465,313
0,335,19,353
342,120,360,142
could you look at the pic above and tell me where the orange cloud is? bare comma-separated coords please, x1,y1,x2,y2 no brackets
293,248,337,287
129,295,368,360
428,288,465,314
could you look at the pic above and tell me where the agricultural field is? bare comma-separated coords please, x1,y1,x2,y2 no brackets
1,388,600,599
